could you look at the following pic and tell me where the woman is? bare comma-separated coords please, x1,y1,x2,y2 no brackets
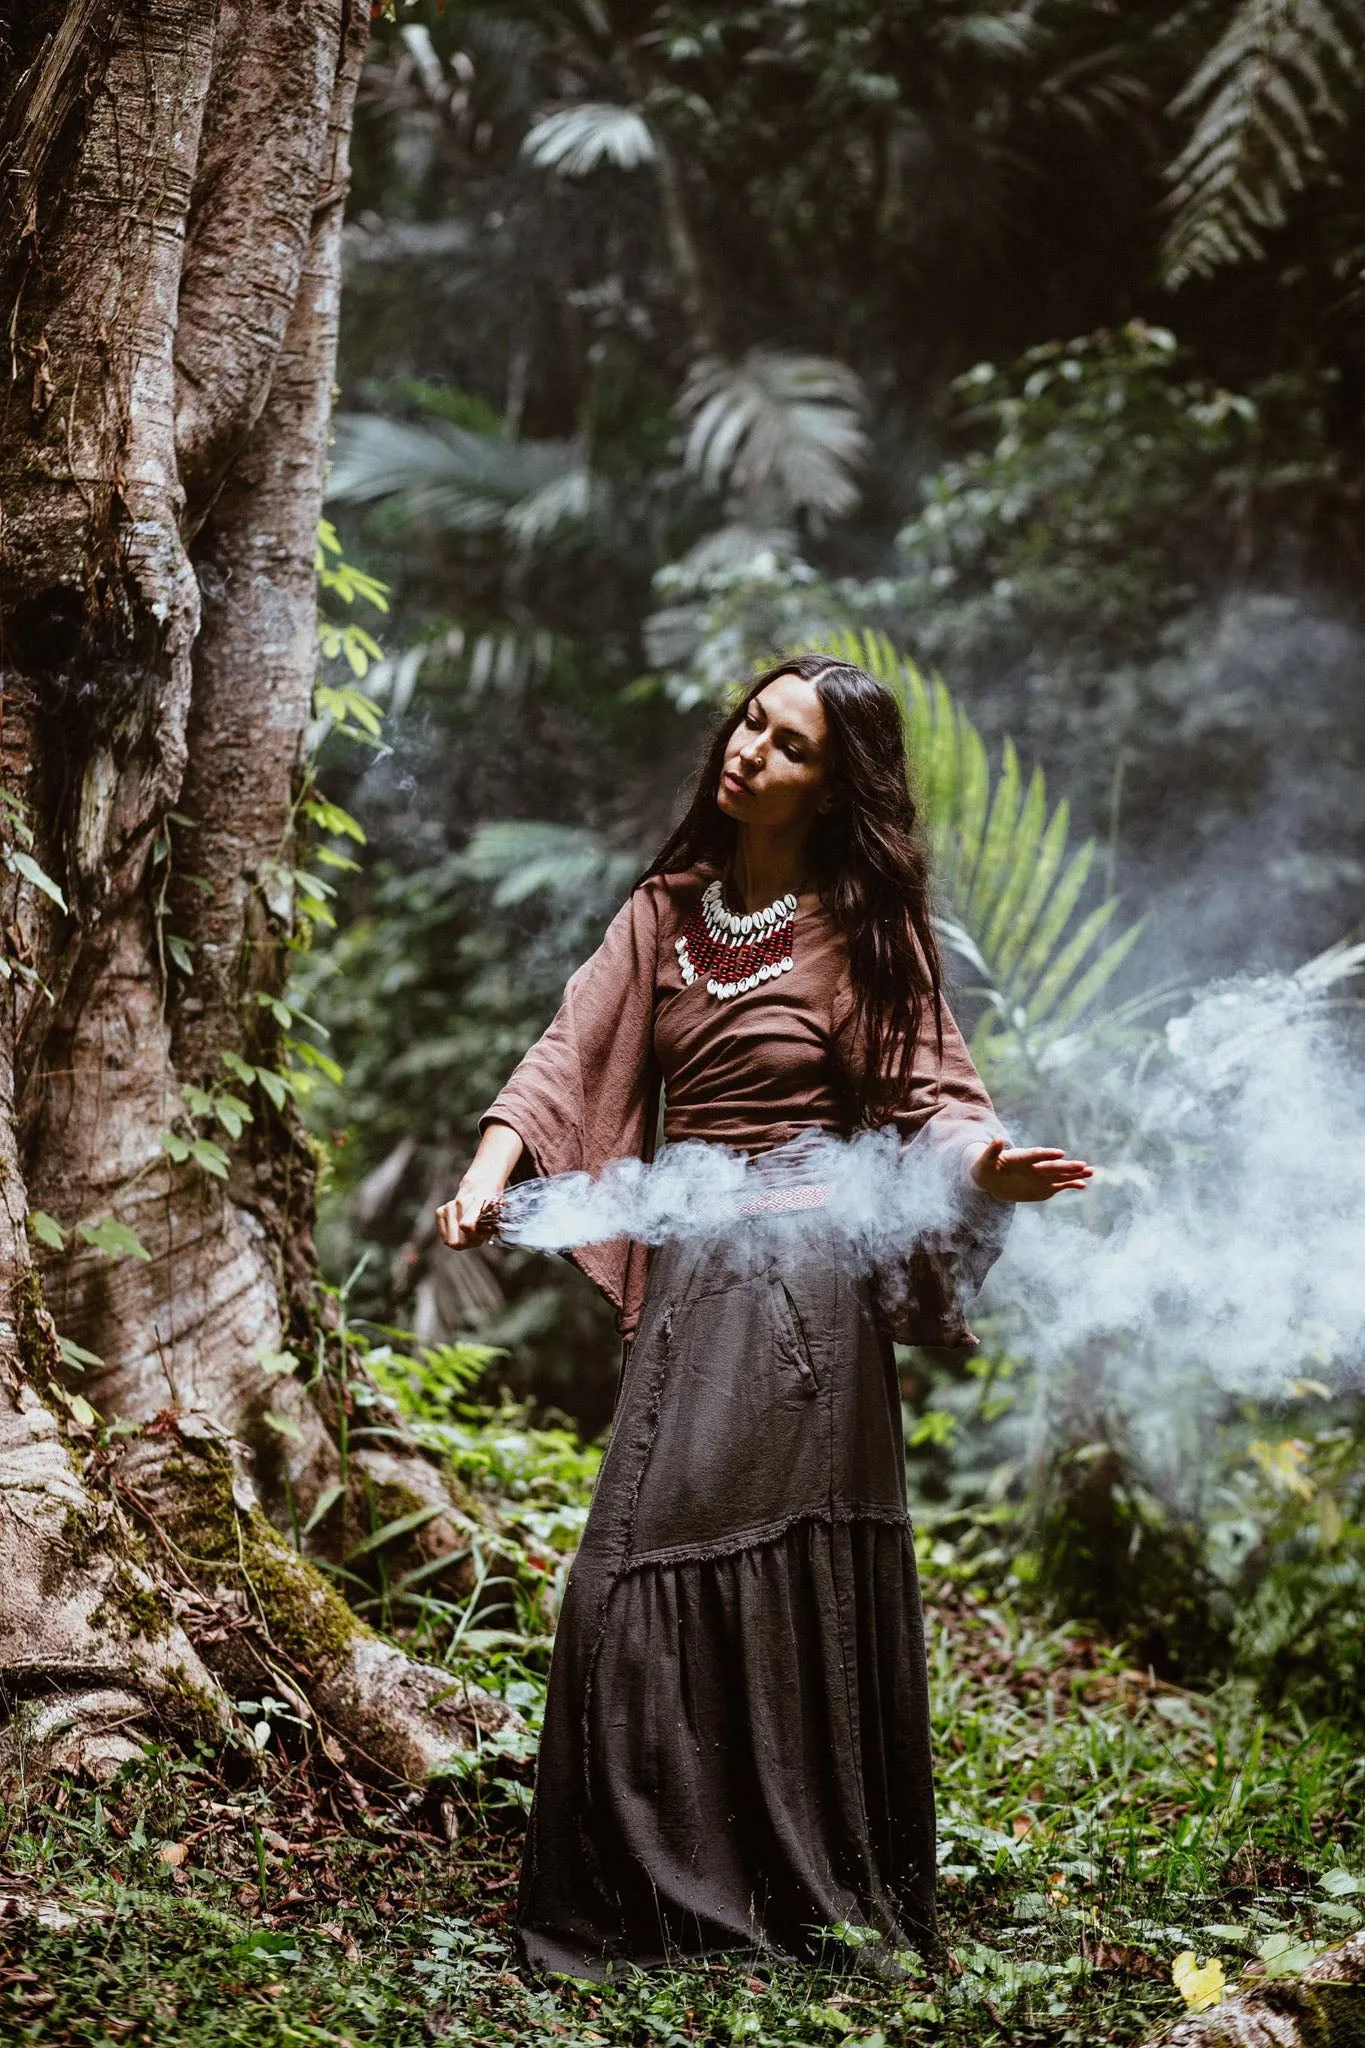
437,654,1089,1979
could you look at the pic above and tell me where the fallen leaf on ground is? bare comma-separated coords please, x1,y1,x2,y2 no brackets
1173,1952,1226,2011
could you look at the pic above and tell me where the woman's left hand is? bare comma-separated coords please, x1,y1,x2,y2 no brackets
965,1137,1092,1202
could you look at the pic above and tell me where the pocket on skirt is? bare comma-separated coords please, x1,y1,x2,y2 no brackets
625,1270,831,1562
771,1275,819,1395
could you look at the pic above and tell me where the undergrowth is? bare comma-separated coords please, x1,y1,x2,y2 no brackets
3,1391,1364,2046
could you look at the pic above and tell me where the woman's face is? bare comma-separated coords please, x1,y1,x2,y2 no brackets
716,673,832,832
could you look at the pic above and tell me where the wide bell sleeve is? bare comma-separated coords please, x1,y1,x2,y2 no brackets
479,884,663,1335
832,970,1013,1350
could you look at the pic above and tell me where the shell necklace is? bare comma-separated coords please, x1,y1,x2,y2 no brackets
675,877,797,1001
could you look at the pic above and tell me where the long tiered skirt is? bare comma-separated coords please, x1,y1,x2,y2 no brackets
514,1223,937,1978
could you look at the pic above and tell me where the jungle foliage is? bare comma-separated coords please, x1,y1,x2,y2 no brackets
301,0,1365,1759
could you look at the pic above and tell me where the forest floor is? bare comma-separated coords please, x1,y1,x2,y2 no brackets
4,1415,1363,2047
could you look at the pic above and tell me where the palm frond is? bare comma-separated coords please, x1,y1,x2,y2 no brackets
366,625,559,715
327,414,592,545
813,627,1144,1064
1161,0,1365,286
676,352,868,520
520,103,657,175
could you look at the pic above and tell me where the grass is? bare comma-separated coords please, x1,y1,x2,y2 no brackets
3,1401,1363,2046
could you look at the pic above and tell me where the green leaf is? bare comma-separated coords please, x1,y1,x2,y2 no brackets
221,1050,257,1086
1014,840,1096,1001
302,1483,346,1535
52,1384,100,1428
165,934,194,975
212,1092,253,1139
995,801,1071,981
966,737,1021,931
181,1084,213,1118
346,1503,445,1560
1025,898,1119,1025
301,796,367,843
78,1217,151,1262
27,1210,66,1251
187,1137,230,1179
254,1067,289,1111
7,848,66,910
314,684,385,738
286,1038,343,1085
982,767,1047,961
909,1408,958,1447
953,715,990,889
57,1332,103,1371
257,1348,300,1378
291,868,335,905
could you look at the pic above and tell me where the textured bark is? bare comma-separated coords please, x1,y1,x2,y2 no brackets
0,0,516,1789
175,0,342,516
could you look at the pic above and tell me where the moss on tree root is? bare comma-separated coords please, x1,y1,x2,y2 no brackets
164,1441,368,1675
91,1561,171,1644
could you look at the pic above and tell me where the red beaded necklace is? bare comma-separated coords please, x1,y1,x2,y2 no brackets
675,878,797,1002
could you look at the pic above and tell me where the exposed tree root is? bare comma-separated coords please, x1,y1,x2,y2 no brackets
115,1421,521,1787
1150,1933,1365,2046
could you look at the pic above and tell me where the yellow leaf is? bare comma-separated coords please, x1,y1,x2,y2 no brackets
1248,1438,1314,1500
1173,1952,1226,2012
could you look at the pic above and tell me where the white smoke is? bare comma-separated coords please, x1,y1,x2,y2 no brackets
493,963,1365,1493
994,963,1365,1488
496,1122,969,1266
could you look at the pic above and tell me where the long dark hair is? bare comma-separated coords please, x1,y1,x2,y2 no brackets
642,653,943,1124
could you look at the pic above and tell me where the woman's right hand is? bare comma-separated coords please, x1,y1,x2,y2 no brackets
435,1122,525,1249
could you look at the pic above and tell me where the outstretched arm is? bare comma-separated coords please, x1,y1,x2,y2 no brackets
962,1136,1092,1202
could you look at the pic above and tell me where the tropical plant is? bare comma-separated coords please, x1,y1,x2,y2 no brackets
813,629,1149,1089
520,101,657,174
328,411,594,545
1161,0,1365,285
676,351,869,522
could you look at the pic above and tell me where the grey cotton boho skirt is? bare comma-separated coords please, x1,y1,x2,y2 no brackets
514,1221,938,1979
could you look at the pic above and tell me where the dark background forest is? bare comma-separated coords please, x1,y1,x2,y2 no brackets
309,0,1365,1428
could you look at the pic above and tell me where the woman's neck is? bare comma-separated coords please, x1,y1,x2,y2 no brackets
727,828,813,913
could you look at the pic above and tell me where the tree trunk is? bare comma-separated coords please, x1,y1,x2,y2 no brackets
0,0,514,1788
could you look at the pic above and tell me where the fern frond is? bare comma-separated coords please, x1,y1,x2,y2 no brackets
811,628,1142,1065
1161,0,1365,286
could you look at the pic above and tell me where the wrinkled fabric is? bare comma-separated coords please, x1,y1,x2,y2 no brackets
515,1225,938,1979
483,867,1011,1346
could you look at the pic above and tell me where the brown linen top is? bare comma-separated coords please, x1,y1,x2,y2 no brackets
482,865,1011,1345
